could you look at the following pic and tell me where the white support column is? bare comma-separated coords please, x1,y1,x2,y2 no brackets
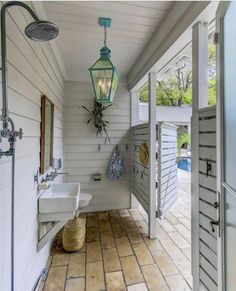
130,90,140,209
191,22,208,289
192,22,209,111
148,72,157,239
130,91,139,126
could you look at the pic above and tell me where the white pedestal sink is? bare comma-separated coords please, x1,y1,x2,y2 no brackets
37,183,80,251
39,183,80,214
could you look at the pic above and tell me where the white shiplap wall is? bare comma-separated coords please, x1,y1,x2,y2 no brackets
63,80,131,211
0,3,64,291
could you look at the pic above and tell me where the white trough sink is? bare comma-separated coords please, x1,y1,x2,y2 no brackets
39,183,80,214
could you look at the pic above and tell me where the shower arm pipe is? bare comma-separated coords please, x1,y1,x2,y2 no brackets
1,1,39,131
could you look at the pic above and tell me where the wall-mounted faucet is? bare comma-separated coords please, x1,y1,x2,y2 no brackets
41,170,69,183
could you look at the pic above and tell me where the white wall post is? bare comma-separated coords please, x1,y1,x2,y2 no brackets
130,91,139,126
148,72,157,239
191,22,208,289
130,91,140,209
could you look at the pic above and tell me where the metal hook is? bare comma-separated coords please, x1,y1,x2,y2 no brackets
206,158,212,177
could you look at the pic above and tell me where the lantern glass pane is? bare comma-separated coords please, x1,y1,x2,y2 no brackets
91,68,113,102
93,58,113,69
110,69,119,102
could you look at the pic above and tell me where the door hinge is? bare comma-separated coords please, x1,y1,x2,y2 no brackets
213,32,219,45
156,181,158,189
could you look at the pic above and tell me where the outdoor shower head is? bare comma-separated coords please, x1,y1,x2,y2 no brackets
25,20,59,42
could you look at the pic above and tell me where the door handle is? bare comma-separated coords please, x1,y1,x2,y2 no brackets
210,219,219,232
210,200,219,233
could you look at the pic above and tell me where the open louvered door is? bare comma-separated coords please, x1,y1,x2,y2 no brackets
191,21,219,291
156,123,178,218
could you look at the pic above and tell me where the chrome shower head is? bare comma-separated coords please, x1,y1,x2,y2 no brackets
25,20,59,42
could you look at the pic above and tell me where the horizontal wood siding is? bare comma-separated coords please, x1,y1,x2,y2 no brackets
157,123,177,217
131,123,150,213
0,3,64,291
198,107,218,290
63,80,131,211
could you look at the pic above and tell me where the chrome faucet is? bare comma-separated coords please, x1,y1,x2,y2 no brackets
42,169,69,182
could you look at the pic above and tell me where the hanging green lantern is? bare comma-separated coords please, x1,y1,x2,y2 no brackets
89,18,119,104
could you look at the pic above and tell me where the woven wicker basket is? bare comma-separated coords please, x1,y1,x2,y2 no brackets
62,217,86,252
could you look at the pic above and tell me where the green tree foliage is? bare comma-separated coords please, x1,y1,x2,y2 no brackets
208,44,216,105
139,44,216,106
177,132,190,155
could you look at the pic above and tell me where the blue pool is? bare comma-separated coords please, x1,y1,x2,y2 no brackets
177,157,191,172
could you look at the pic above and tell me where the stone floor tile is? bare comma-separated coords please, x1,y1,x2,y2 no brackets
87,215,98,227
168,232,190,249
99,220,112,232
120,255,144,285
119,209,130,217
142,264,169,291
181,247,191,260
129,210,144,221
115,237,133,257
86,226,99,242
86,261,105,291
103,248,121,272
135,221,148,234
142,235,163,253
65,278,85,291
127,227,143,244
160,239,186,259
86,241,102,263
51,253,69,266
110,215,122,224
178,217,191,230
100,231,115,250
165,274,191,291
106,271,126,291
109,210,120,217
158,219,176,232
127,282,148,291
152,250,179,276
67,253,85,278
44,266,67,291
98,211,109,221
133,243,154,265
112,223,127,238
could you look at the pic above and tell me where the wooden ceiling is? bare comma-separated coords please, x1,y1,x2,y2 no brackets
43,1,173,81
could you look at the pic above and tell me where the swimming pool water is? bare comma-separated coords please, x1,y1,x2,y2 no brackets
177,158,191,172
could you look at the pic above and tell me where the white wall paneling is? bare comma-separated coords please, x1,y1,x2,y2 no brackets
157,123,177,218
63,80,131,212
0,3,64,291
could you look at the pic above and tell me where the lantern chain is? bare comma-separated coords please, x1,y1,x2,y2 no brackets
104,25,107,47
